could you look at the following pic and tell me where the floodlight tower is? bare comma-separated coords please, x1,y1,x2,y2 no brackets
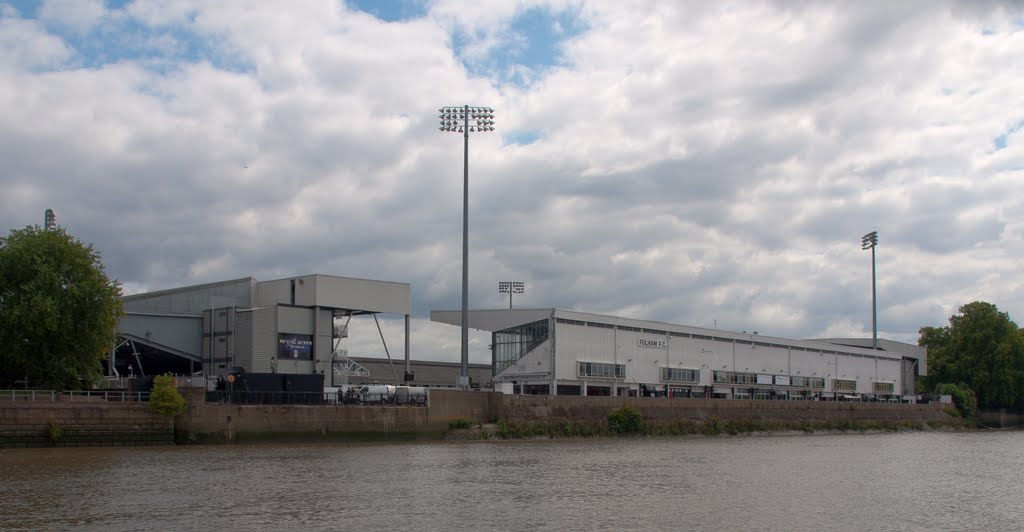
498,281,525,309
439,105,495,389
861,231,879,350
44,209,56,231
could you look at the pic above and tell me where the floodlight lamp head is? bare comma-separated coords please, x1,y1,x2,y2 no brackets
861,230,878,250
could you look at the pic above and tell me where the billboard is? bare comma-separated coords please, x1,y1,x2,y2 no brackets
278,333,313,360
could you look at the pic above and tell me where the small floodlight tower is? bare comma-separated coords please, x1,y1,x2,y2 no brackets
498,281,525,309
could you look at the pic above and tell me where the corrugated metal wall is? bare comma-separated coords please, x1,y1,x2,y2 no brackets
235,311,253,373
253,306,277,373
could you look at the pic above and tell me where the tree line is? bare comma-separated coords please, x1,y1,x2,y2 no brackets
919,301,1024,412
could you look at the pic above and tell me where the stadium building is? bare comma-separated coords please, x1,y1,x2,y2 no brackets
430,308,926,400
114,274,413,383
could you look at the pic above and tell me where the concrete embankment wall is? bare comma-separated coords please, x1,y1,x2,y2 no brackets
176,390,951,442
979,409,1024,428
493,394,952,423
0,399,173,448
1,390,954,447
175,389,498,442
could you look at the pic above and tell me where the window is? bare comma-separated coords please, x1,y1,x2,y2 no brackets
790,376,825,389
713,371,757,385
588,321,615,329
833,379,857,392
873,382,894,394
618,325,641,332
578,362,625,379
556,318,585,326
661,367,700,383
493,319,549,375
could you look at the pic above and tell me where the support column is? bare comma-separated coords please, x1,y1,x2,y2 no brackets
314,305,320,375
405,314,411,380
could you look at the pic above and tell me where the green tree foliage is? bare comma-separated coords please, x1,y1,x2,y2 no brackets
149,374,187,417
920,302,1024,409
933,383,977,418
0,225,123,389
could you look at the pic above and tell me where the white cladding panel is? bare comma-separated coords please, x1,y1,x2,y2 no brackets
255,275,410,314
547,311,909,394
118,314,203,359
252,306,277,373
431,309,553,331
314,275,410,314
122,278,253,315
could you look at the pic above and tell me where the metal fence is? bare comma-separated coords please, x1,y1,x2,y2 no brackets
3,389,151,402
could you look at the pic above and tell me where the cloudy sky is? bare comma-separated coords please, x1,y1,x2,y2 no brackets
1,0,1022,364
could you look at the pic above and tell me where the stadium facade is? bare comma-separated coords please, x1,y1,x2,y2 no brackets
431,308,926,400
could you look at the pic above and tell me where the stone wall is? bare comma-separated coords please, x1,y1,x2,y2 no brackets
979,409,1024,428
493,394,951,423
0,400,173,447
176,403,440,442
1,390,953,447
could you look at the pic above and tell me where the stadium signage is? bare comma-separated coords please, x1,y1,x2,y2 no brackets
638,338,668,349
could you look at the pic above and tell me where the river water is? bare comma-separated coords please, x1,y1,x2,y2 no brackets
1,430,1022,531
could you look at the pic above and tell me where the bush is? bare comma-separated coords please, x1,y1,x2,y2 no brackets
701,416,724,436
448,417,475,430
148,374,187,417
607,406,644,434
47,420,62,445
934,383,977,419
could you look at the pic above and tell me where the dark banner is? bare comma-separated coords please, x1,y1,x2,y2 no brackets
278,333,313,360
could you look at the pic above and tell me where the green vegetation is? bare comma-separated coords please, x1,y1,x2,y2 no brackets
933,383,977,419
607,405,644,434
148,374,187,417
920,301,1024,410
448,416,956,440
0,225,123,390
47,420,62,445
448,417,476,430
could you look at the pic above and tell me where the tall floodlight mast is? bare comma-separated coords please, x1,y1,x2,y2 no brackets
44,209,56,231
498,281,525,309
861,231,879,350
439,105,495,389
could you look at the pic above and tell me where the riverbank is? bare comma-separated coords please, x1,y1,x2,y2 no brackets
2,389,965,447
443,415,970,441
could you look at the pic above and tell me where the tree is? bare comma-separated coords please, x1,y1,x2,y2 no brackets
0,225,123,389
148,374,187,417
920,302,1024,409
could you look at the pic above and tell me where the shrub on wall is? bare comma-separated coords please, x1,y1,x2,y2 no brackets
47,420,62,445
149,374,187,417
934,383,977,419
607,405,644,434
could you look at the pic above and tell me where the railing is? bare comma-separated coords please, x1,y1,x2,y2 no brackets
3,389,151,402
100,376,208,389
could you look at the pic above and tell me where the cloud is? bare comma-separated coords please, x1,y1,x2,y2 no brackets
0,0,1022,364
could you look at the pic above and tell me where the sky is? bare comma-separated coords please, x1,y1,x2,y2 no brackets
1,0,1022,364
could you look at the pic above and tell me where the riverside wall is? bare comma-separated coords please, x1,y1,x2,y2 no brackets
0,399,173,448
492,394,953,423
176,390,952,442
2,389,954,447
